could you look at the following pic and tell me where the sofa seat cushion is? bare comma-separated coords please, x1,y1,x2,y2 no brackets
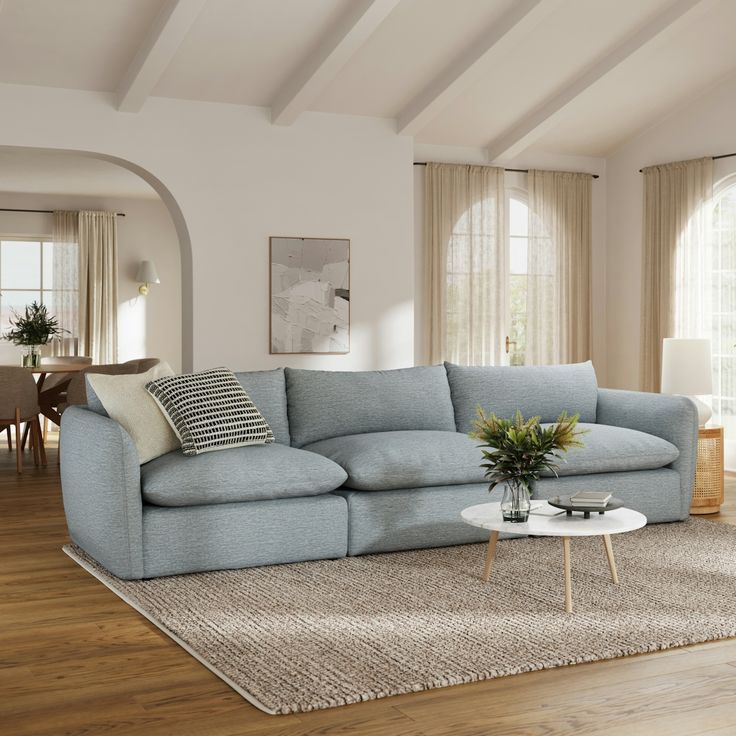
304,431,487,491
541,423,679,477
141,443,348,507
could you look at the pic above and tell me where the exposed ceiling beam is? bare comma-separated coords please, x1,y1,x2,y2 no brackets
116,0,207,113
271,0,401,126
486,0,705,162
397,0,556,137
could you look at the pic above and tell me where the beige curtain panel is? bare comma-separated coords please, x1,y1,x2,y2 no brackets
425,162,506,365
640,157,713,392
78,211,119,364
526,170,593,365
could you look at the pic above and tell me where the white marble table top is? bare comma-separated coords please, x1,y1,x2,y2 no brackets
461,501,647,538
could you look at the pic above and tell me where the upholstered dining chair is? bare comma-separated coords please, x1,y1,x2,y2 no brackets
60,359,157,412
38,355,93,441
56,359,161,466
0,367,46,474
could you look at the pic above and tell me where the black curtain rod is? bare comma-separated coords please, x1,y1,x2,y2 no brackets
413,162,599,179
0,208,126,216
638,152,736,173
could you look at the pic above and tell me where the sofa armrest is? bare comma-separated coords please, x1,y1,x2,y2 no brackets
60,406,144,579
596,388,699,520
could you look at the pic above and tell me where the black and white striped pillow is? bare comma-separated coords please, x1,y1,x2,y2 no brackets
146,367,274,456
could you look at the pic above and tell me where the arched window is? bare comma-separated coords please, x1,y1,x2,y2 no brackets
711,175,736,427
444,190,534,367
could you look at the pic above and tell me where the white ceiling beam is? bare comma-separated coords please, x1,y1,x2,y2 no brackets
116,0,207,113
486,0,705,162
397,0,556,137
271,0,401,126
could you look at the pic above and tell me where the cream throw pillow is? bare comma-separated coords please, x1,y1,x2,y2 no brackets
87,362,180,464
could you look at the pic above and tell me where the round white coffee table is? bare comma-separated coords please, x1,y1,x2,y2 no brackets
461,501,647,613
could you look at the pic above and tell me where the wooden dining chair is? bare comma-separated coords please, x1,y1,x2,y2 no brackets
0,367,46,474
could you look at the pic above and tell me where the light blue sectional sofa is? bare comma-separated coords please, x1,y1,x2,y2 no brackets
59,361,699,580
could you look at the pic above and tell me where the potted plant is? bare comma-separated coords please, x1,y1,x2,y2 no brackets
470,409,585,522
4,301,65,368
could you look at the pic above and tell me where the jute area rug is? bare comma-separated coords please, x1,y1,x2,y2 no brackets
64,518,736,715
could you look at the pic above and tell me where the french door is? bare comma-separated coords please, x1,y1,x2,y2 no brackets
506,192,530,366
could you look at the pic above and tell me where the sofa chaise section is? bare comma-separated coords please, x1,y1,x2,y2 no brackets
313,363,694,556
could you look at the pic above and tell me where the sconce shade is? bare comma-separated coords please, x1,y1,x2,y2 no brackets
661,338,713,395
136,260,160,285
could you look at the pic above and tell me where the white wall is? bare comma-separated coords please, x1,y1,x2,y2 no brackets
0,192,182,371
606,73,736,390
0,85,415,372
412,143,608,384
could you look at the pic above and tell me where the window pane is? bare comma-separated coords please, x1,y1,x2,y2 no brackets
509,197,528,237
0,291,42,333
42,241,54,289
510,236,528,275
1,241,41,289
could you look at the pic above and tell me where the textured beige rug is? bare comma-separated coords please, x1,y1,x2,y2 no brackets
64,519,736,715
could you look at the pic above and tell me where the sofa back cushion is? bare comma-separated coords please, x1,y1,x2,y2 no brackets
285,365,456,447
235,368,290,446
446,360,599,433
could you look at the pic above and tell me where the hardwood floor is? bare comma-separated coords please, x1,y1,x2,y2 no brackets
3,436,736,735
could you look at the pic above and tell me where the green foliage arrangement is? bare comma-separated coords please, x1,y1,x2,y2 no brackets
4,301,65,346
470,408,586,492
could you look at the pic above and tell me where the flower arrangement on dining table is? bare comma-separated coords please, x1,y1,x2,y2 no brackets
4,301,66,367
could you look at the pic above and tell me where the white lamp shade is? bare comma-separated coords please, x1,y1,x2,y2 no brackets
661,338,713,395
136,260,160,285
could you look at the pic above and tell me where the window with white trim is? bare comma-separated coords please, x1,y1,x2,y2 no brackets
0,237,78,334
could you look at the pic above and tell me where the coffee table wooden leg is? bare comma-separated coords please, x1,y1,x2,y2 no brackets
483,530,499,581
602,534,619,584
562,536,572,613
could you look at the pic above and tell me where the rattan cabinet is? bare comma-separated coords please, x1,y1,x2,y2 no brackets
690,426,724,515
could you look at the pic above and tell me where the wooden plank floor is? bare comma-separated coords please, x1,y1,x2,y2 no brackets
2,434,736,735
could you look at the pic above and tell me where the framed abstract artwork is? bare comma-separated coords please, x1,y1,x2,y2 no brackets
269,236,350,354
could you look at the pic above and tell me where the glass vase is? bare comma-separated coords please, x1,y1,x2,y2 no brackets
21,344,42,369
501,478,532,522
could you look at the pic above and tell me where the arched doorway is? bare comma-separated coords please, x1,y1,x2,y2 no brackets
0,146,192,370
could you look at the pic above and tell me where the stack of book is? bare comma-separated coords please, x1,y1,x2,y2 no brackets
569,491,612,508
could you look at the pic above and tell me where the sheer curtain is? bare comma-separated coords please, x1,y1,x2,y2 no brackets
526,170,593,365
426,163,506,365
640,157,713,391
52,211,119,363
51,211,80,357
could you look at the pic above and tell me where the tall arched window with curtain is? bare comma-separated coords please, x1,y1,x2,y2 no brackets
710,175,736,462
426,163,506,366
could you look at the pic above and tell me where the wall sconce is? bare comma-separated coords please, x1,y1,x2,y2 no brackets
136,260,160,296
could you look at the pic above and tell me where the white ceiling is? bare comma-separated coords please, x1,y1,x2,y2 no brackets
0,150,158,199
0,0,734,159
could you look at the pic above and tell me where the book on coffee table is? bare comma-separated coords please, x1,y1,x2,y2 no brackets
569,491,612,507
